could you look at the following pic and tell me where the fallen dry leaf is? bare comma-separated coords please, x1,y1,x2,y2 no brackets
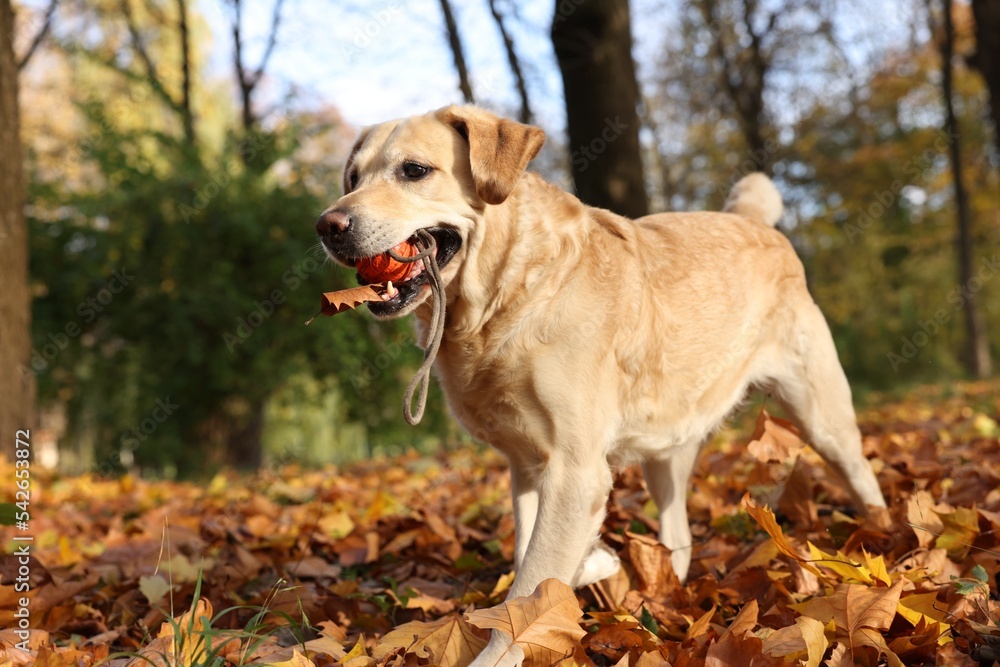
373,615,486,666
626,531,680,598
273,650,318,667
305,284,388,323
791,577,904,662
761,616,829,667
685,602,717,640
853,627,905,667
746,408,804,463
466,579,586,667
2,380,1000,666
156,598,213,665
741,494,821,575
934,506,980,559
907,490,944,548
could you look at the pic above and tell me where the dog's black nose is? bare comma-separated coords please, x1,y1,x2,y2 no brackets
316,209,351,237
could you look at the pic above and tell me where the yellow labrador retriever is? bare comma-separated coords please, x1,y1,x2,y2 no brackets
316,105,886,666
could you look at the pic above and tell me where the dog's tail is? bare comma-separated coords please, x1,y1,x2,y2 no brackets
722,173,783,227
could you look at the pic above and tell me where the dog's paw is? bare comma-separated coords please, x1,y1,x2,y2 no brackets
572,541,621,588
470,631,524,667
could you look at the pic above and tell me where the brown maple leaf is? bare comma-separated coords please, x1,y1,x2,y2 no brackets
626,531,680,599
304,284,388,324
705,631,770,667
790,577,904,662
373,615,486,667
888,616,945,660
741,494,820,575
583,621,646,660
686,602,717,640
465,579,586,667
705,600,782,667
581,611,660,662
761,616,828,667
933,506,980,559
303,621,347,662
746,408,804,463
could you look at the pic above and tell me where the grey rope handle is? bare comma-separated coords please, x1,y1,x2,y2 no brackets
388,229,446,425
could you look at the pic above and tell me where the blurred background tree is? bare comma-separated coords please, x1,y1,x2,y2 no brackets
15,0,457,475
0,0,38,462
3,0,997,476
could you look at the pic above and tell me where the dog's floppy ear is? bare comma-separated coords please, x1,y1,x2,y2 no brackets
441,105,545,205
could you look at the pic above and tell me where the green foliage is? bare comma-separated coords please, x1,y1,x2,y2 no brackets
789,48,1000,387
648,7,1000,388
953,564,990,596
639,606,659,635
27,103,451,476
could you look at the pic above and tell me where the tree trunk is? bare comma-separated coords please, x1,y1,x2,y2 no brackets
437,0,474,104
971,0,1000,155
941,0,992,377
198,398,263,471
224,405,263,471
552,0,648,218
0,0,36,461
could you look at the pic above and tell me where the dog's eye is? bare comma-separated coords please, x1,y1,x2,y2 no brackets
349,170,359,190
402,162,431,180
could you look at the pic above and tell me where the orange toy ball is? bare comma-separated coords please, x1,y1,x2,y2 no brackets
355,241,418,283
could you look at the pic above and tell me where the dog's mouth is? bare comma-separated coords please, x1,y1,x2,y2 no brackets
350,228,462,316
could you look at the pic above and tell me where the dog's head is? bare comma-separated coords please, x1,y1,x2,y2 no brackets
316,105,545,318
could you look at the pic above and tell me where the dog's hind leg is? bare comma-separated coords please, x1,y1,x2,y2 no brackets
642,441,702,582
766,303,886,511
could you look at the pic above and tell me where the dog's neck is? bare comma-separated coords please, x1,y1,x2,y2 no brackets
414,172,624,344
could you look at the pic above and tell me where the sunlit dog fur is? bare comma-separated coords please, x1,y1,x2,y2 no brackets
318,105,887,666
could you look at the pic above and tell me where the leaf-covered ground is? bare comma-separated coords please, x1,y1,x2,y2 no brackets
3,381,1000,666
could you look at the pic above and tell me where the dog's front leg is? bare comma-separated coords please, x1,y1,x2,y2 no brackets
510,465,539,572
471,454,612,667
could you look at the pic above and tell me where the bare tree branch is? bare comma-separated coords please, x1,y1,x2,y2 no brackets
487,0,531,123
230,0,285,132
230,0,252,130
250,0,285,88
698,0,773,168
16,0,58,70
119,0,179,113
697,0,741,110
119,0,194,143
141,0,168,29
437,0,474,104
